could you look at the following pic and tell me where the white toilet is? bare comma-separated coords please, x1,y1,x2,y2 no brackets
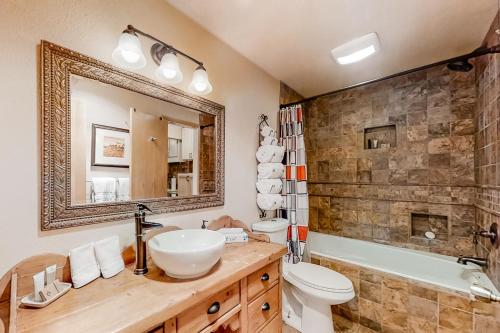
252,220,355,333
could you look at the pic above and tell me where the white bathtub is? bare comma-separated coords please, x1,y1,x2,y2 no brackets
308,231,498,295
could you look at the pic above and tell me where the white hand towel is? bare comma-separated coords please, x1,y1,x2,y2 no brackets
257,193,284,210
260,125,276,138
258,163,284,179
256,145,284,163
92,177,117,202
256,179,283,194
261,136,278,146
117,178,130,201
94,236,124,279
69,243,100,288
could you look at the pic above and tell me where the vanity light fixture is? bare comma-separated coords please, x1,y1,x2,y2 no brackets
112,25,212,95
331,32,380,65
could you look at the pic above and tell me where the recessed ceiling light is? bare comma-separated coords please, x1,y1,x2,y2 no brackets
331,32,380,65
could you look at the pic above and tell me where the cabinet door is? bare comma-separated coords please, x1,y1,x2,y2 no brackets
181,127,194,160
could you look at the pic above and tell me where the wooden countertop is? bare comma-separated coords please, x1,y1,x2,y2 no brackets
15,241,287,333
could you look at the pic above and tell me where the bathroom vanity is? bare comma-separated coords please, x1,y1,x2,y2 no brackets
5,240,286,333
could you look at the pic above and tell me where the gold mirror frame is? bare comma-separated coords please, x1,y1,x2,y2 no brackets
40,41,225,230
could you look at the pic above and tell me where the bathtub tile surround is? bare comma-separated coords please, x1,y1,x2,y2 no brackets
304,64,477,257
312,255,500,333
475,10,500,290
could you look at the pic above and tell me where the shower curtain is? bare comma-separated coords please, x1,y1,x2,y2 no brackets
279,104,308,264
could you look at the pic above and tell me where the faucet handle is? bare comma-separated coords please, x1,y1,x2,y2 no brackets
136,203,153,214
201,220,208,229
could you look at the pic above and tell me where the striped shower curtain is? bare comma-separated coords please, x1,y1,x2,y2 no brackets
279,104,308,264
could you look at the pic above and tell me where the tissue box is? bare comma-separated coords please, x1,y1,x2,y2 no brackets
224,232,248,243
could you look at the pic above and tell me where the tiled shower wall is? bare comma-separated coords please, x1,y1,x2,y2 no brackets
305,66,477,257
474,12,500,288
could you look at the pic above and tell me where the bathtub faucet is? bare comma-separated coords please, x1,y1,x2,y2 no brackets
457,255,488,268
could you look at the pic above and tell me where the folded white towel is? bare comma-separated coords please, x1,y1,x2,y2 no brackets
256,145,284,163
261,136,278,146
258,163,285,179
256,179,283,194
260,125,276,138
92,177,117,202
117,178,130,201
257,193,284,210
94,236,124,279
69,243,100,288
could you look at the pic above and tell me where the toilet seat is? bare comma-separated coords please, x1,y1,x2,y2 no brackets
287,262,353,294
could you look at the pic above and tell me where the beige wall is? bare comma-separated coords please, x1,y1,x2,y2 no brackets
0,0,279,275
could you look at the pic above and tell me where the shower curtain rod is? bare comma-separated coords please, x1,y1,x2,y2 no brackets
280,44,500,108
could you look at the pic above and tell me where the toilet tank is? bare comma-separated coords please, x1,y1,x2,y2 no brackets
252,218,289,245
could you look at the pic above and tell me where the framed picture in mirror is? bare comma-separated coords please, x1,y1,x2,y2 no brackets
91,124,130,168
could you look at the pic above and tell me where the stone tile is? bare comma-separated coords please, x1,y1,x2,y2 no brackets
382,309,408,332
408,316,436,333
438,305,472,332
333,313,361,333
360,280,382,303
438,292,472,312
360,270,384,284
359,298,382,332
473,314,500,333
382,286,409,312
408,295,437,321
408,283,438,301
428,122,450,137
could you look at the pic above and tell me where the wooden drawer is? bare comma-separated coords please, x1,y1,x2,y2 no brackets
258,314,281,333
177,282,240,333
247,284,279,332
247,260,279,301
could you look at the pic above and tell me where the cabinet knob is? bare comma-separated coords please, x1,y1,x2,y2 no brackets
207,301,220,314
261,302,270,311
261,273,269,281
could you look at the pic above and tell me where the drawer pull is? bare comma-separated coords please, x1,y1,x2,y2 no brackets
261,273,270,281
207,301,220,314
261,302,270,311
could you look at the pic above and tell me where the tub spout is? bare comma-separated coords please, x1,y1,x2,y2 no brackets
457,255,488,268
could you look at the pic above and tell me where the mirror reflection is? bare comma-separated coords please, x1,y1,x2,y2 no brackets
70,74,216,205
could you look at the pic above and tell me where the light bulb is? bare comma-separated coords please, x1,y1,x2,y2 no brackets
112,32,146,69
156,52,183,84
188,67,212,95
121,50,140,63
194,81,207,92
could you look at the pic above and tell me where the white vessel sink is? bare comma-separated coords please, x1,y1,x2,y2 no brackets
148,229,226,279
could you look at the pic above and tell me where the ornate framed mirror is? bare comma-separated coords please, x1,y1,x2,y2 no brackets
40,41,224,230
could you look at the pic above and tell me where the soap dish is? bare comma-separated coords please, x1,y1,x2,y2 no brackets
20,281,72,308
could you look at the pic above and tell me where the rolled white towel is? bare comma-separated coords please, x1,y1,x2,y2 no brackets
261,136,278,146
69,243,100,288
94,236,124,279
257,193,284,210
256,145,284,163
256,179,283,194
258,163,284,179
260,125,276,137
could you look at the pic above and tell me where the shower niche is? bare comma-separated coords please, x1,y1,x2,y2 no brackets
410,213,449,241
364,124,396,149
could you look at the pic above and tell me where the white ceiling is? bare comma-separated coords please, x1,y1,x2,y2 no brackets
167,0,498,97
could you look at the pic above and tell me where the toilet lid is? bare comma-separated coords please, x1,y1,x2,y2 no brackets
288,262,353,293
252,219,288,232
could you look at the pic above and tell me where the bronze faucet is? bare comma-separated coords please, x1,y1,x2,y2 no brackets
457,255,488,268
134,203,163,275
